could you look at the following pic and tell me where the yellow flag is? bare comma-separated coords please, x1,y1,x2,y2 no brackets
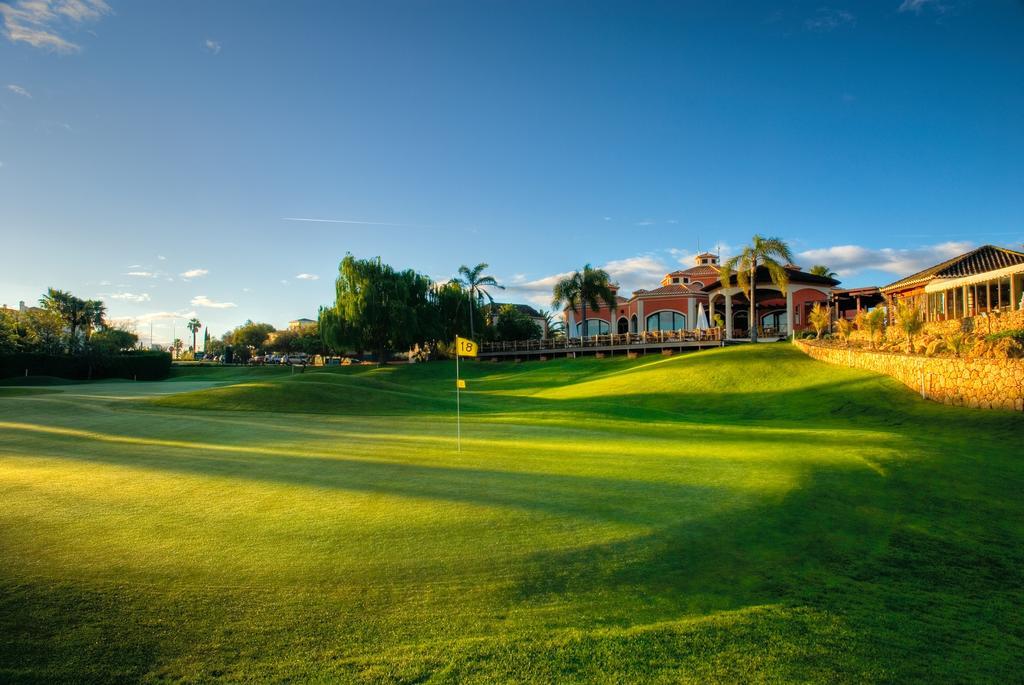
456,379,467,389
455,336,478,357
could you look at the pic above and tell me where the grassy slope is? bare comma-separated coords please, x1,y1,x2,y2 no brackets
0,345,1021,683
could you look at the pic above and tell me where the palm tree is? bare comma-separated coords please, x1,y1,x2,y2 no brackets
537,308,565,339
187,318,202,354
809,265,838,279
82,299,107,340
39,288,87,352
551,264,618,339
456,263,504,340
719,235,794,343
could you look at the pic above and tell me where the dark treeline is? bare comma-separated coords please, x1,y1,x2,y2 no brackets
0,288,169,380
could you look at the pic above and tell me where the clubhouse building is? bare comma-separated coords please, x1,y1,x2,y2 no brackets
562,253,839,340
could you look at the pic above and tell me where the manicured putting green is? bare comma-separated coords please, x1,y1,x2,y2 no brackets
0,345,1021,682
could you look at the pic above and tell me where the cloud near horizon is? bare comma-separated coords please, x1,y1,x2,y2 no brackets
108,292,151,303
796,241,972,278
180,268,209,279
0,0,111,53
190,295,237,309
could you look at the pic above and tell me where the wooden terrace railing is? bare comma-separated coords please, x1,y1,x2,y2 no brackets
478,327,723,354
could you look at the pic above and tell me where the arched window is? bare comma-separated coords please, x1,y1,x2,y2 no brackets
617,317,629,334
576,319,610,336
630,314,638,333
690,281,704,289
646,310,687,332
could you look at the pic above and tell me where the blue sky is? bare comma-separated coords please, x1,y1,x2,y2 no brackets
1,0,1022,343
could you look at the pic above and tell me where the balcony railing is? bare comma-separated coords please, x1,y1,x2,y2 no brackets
478,327,722,354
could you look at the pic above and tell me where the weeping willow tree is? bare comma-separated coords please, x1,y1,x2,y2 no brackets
719,235,794,342
319,254,437,364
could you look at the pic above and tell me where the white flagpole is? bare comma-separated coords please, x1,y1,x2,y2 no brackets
456,352,461,452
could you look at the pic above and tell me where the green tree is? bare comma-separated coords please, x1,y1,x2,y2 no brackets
551,264,618,339
456,263,504,341
719,235,794,343
39,288,86,352
186,318,202,354
172,338,184,359
229,320,276,354
320,255,436,364
492,304,543,342
82,300,107,340
90,327,139,353
432,280,473,344
809,265,838,279
0,309,18,354
808,303,831,339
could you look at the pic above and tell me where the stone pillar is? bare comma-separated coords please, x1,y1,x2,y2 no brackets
637,299,646,333
687,297,695,329
786,289,794,337
725,291,733,338
963,285,969,318
1012,274,1019,312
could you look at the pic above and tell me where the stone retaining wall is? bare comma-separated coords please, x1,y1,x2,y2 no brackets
794,340,1024,411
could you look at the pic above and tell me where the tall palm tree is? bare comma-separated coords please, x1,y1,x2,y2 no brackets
456,263,504,340
719,235,794,343
809,265,837,279
551,264,618,339
187,318,202,354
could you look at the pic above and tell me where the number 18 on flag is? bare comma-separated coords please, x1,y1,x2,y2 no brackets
456,379,466,389
456,336,478,357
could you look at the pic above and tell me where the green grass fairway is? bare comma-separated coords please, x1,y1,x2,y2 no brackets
1,345,1022,682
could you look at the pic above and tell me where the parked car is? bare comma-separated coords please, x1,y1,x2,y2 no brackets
282,354,308,365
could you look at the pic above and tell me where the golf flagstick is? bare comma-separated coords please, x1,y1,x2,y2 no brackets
456,351,461,452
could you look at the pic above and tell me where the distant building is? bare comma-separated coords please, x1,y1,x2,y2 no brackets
1,300,42,316
489,303,547,335
288,318,317,332
880,244,1024,321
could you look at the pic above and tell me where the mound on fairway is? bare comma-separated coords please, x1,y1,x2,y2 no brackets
1,345,1022,683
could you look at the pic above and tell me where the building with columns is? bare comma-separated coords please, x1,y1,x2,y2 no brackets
704,266,838,339
562,253,720,337
562,253,837,339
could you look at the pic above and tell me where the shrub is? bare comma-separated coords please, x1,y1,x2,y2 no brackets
0,351,171,381
894,299,924,353
808,303,831,339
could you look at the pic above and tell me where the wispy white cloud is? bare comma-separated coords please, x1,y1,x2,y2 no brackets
180,268,208,279
204,38,220,54
132,309,197,323
157,255,166,261
898,0,948,13
109,292,151,303
0,0,110,53
282,216,425,227
125,271,156,278
805,8,856,31
190,295,236,309
295,273,319,281
797,241,972,278
6,83,31,98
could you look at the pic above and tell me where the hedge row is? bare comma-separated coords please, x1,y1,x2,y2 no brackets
0,352,172,381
